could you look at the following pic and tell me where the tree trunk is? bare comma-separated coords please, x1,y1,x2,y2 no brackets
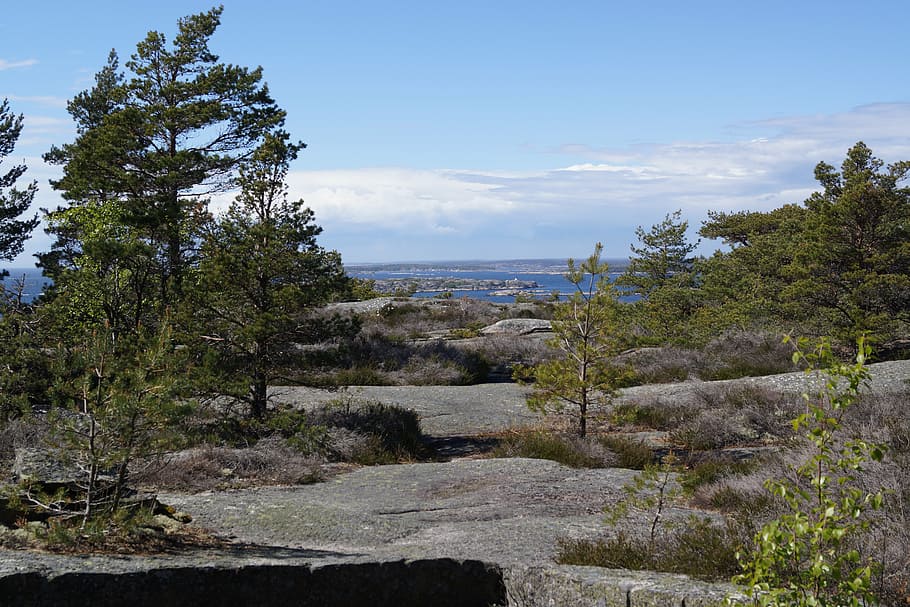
250,370,267,419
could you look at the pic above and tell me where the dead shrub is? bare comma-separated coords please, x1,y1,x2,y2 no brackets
670,409,747,451
461,333,558,370
619,347,703,384
140,439,323,491
0,416,49,464
698,331,797,380
491,430,617,468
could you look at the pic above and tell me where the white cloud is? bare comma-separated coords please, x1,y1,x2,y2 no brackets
14,102,910,263
281,102,910,260
0,59,38,71
15,116,73,149
286,168,518,232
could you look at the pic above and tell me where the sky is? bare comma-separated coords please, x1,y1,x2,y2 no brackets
3,0,910,264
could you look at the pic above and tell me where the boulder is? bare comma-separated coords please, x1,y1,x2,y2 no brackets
480,319,552,336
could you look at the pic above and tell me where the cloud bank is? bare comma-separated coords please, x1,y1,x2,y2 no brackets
287,103,910,261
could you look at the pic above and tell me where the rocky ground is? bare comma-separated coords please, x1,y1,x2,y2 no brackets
2,360,908,606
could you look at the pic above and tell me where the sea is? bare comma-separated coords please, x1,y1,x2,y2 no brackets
1,267,50,303
3,258,632,304
348,258,630,303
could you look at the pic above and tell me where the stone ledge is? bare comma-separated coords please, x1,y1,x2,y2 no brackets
0,558,505,607
0,554,746,607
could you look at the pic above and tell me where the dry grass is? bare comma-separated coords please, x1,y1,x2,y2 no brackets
138,438,324,492
556,516,751,582
612,384,800,449
698,331,798,380
491,430,618,468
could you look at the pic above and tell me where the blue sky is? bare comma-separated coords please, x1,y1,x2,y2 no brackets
3,1,910,263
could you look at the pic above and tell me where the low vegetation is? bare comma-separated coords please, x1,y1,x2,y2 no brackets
548,339,910,605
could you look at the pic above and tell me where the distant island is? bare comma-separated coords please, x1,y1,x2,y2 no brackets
365,276,541,295
346,258,631,299
345,258,629,274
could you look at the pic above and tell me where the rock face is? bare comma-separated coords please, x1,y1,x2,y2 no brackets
20,358,910,605
0,458,739,606
0,557,507,607
481,318,552,335
270,383,540,437
159,458,648,564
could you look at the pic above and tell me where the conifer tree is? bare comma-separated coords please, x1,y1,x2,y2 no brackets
0,99,39,276
617,210,701,344
522,243,631,437
43,7,285,309
188,132,352,419
617,210,699,298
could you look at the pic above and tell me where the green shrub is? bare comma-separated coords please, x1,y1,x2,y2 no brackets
312,367,392,387
734,337,887,607
609,401,684,431
698,331,797,380
491,431,608,468
449,326,481,339
598,435,655,470
557,516,746,582
310,397,424,461
679,458,758,496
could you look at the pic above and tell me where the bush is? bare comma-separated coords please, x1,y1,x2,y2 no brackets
309,331,492,386
173,396,425,473
698,331,797,380
609,401,684,431
611,384,797,450
0,416,48,466
557,516,747,582
491,431,614,468
734,337,887,607
140,439,323,491
619,347,702,384
678,456,758,496
669,409,746,451
598,435,655,470
308,397,424,462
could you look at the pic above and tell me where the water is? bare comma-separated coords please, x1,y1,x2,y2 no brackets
3,260,633,305
2,267,49,303
349,259,630,303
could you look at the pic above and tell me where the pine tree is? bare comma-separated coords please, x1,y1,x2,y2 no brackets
617,210,701,344
43,7,284,307
617,210,698,298
188,132,352,419
522,243,631,437
0,99,39,276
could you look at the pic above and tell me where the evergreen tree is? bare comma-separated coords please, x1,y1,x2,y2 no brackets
0,99,39,275
787,142,910,344
698,143,910,347
522,243,631,437
48,323,189,523
695,204,808,339
187,132,352,419
43,7,284,308
617,210,701,344
617,210,699,297
0,279,51,420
